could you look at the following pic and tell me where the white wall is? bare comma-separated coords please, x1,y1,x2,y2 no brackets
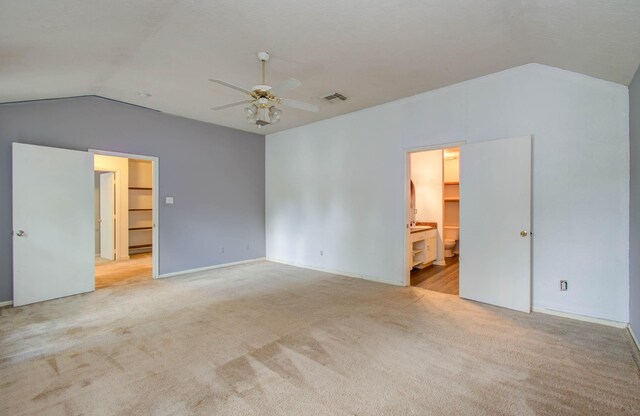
443,156,460,184
266,64,629,323
410,150,444,263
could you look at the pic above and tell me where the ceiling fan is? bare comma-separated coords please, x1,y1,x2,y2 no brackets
209,52,319,127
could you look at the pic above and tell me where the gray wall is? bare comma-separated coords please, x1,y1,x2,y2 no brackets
0,96,265,302
631,65,640,337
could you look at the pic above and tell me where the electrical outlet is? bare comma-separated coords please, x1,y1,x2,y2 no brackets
320,250,323,256
560,280,568,291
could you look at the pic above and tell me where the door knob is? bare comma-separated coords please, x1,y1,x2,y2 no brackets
15,230,25,237
520,230,529,237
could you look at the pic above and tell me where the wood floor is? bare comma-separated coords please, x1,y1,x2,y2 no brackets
411,256,459,295
94,252,152,289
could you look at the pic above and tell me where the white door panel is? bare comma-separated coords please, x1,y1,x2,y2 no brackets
459,136,532,312
99,172,115,260
12,143,94,306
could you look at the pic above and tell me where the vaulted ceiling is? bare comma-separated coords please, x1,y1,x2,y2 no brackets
2,0,640,133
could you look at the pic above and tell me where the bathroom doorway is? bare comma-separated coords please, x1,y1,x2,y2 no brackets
405,136,532,313
406,145,461,295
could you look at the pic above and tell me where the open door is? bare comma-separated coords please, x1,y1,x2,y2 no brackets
459,136,531,312
99,172,116,260
12,143,94,306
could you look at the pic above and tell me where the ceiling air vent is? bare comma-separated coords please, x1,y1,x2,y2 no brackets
321,92,347,102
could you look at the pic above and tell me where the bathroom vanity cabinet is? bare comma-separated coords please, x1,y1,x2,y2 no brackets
410,228,437,269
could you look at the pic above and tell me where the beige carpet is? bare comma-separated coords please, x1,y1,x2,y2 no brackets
95,253,152,289
1,261,639,415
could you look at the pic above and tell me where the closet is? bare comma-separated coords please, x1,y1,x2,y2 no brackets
128,159,153,254
443,148,460,257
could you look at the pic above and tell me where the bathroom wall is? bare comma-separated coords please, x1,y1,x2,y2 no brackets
443,155,460,183
410,150,444,263
266,63,629,323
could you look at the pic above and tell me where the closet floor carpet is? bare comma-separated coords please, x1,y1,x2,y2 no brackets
1,260,639,415
95,252,152,289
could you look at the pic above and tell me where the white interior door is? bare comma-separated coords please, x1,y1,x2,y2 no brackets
459,136,532,312
99,172,115,260
12,143,94,306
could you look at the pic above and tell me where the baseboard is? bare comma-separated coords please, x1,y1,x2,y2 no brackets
267,257,403,286
158,257,265,279
532,307,627,328
628,324,640,351
433,260,447,266
0,300,13,308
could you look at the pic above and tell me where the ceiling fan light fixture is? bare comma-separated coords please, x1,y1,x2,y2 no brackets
245,104,258,123
269,107,282,124
209,51,319,126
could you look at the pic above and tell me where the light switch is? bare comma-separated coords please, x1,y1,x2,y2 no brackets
165,196,174,205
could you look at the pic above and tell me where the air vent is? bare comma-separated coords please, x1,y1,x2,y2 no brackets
321,92,347,102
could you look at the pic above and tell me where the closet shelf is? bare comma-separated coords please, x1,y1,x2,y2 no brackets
129,244,152,249
129,187,152,190
129,227,152,231
444,197,460,201
444,181,459,185
129,208,152,211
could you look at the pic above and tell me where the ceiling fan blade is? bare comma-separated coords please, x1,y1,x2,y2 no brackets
211,100,253,111
281,98,319,113
209,79,253,96
269,78,302,96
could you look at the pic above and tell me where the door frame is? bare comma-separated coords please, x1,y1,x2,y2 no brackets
403,140,466,286
90,149,159,279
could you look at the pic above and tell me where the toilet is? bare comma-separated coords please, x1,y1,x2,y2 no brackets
443,227,459,258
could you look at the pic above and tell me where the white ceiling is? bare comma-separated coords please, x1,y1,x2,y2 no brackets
2,0,640,134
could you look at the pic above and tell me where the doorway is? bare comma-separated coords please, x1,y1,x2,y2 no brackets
404,136,533,313
11,143,160,306
407,147,460,295
92,151,158,289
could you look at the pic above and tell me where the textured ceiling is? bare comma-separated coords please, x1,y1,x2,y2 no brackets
2,0,640,134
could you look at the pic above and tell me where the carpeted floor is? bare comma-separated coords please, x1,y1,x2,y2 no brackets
95,252,152,289
1,260,639,415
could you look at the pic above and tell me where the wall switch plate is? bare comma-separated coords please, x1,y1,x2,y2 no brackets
165,196,174,205
560,280,568,291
